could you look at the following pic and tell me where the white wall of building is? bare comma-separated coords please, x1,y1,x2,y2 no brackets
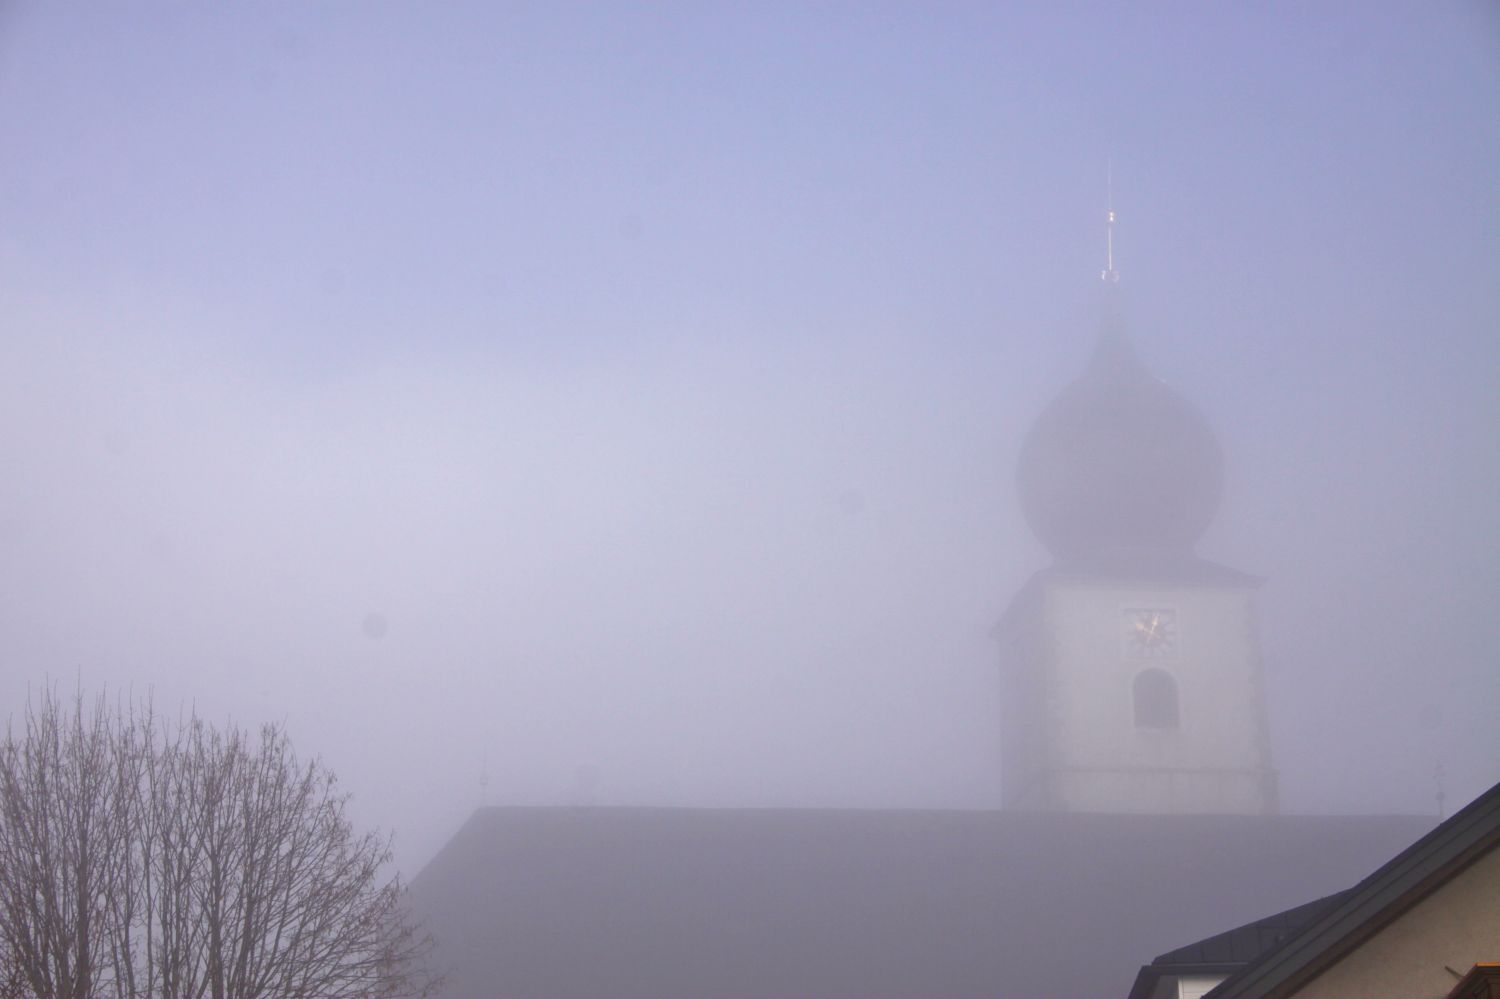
1041,580,1275,815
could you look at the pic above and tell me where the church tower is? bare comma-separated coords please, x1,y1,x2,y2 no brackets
994,202,1277,815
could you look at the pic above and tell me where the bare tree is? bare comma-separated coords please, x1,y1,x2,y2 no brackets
0,943,29,999
143,719,438,999
0,688,439,999
0,690,132,999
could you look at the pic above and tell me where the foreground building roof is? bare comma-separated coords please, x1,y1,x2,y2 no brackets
1127,891,1352,999
1201,779,1500,998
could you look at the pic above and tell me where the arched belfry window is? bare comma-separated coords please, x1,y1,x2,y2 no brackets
1133,669,1180,730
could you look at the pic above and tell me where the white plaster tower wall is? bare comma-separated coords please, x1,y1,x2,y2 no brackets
1043,581,1276,814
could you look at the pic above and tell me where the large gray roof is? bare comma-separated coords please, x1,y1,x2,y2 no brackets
408,806,1432,999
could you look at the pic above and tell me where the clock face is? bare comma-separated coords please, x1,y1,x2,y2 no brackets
1125,608,1178,657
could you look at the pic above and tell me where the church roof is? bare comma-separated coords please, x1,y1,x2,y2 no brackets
408,806,1432,999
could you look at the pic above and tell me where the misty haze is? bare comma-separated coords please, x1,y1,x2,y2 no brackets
0,3,1497,997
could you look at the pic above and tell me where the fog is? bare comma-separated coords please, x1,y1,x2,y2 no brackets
0,3,1496,877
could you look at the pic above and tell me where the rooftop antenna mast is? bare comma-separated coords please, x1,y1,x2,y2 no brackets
1435,760,1447,821
1102,157,1120,285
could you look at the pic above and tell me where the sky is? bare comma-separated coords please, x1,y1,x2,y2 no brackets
0,1,1497,876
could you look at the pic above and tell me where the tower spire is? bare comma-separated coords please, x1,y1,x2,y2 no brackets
1102,157,1119,285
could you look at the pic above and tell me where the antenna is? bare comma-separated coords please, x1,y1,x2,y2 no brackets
1435,760,1447,821
1102,157,1120,284
478,748,490,808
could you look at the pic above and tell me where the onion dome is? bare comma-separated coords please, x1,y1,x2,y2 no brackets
1016,308,1223,561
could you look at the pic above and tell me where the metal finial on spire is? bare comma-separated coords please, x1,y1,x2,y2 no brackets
1102,158,1119,284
